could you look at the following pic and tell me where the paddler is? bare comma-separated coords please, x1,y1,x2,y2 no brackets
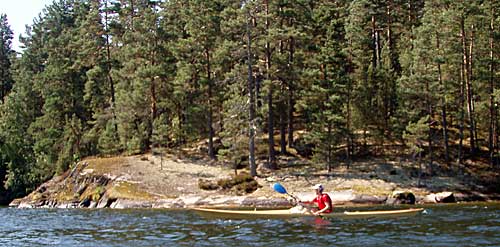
300,184,333,215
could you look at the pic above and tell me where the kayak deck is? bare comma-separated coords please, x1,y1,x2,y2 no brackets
193,207,424,220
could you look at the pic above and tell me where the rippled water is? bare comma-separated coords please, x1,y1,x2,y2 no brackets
1,203,499,246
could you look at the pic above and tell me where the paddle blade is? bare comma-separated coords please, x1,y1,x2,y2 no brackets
272,183,287,194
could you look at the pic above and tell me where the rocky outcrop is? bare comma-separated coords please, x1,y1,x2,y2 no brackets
10,161,114,209
8,156,496,209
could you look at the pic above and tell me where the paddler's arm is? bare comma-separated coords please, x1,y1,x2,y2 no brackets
313,203,330,215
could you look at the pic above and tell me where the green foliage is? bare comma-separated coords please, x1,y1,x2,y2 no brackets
92,185,105,202
403,116,429,154
97,120,120,155
0,14,14,102
0,0,498,202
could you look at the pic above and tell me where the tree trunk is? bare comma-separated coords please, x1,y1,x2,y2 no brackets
327,122,332,173
287,37,295,148
264,0,276,169
104,0,117,132
206,49,215,160
461,18,476,154
371,15,379,69
346,74,352,170
436,33,449,162
426,71,434,175
246,8,256,177
280,83,287,154
469,25,478,143
148,41,157,149
458,37,465,172
488,8,496,166
278,39,287,154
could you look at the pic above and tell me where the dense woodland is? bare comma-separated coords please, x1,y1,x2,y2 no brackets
0,0,498,202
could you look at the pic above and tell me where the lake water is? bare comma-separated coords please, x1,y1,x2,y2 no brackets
1,203,499,246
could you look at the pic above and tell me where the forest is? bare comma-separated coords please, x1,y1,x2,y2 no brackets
0,0,498,203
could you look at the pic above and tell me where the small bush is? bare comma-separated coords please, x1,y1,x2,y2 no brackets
92,186,106,201
198,179,219,190
233,180,259,195
216,173,260,194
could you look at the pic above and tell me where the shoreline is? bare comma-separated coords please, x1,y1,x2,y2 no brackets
8,154,500,209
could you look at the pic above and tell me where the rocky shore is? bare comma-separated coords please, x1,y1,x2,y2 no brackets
9,154,500,209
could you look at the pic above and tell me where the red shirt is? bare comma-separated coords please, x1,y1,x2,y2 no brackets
312,193,333,213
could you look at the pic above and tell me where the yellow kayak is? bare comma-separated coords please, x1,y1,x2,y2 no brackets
193,207,424,220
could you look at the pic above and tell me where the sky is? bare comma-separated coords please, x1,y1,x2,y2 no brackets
1,0,55,51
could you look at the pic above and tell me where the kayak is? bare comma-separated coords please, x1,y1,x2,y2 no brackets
193,207,424,220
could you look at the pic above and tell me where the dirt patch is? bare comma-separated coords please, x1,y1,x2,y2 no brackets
84,154,234,199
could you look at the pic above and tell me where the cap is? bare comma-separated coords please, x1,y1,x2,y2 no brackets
312,184,324,191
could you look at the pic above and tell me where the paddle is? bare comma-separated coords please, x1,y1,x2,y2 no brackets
272,183,300,203
273,183,325,217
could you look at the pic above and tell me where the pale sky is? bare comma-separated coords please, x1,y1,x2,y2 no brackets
1,0,54,52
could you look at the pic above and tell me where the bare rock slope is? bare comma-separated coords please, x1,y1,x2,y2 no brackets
10,154,499,209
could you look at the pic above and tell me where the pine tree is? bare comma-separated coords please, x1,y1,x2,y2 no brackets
0,21,45,196
0,14,14,103
175,0,225,159
345,0,375,149
297,0,350,171
28,0,91,173
76,0,121,155
113,0,167,154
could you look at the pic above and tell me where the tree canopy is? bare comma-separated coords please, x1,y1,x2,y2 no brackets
0,0,498,201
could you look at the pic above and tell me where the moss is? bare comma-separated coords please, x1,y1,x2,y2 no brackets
85,157,128,174
107,181,156,200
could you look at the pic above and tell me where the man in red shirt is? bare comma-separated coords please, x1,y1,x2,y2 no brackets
301,184,333,215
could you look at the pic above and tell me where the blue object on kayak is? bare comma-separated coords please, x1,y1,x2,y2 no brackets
273,183,287,194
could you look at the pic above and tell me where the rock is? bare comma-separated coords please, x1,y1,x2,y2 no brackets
18,201,34,209
97,196,117,208
76,184,88,196
454,192,488,202
352,195,387,204
388,191,416,204
424,192,456,203
9,198,22,208
56,202,79,208
330,190,357,204
110,199,152,209
79,197,92,208
153,198,186,208
178,195,202,207
435,192,455,203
